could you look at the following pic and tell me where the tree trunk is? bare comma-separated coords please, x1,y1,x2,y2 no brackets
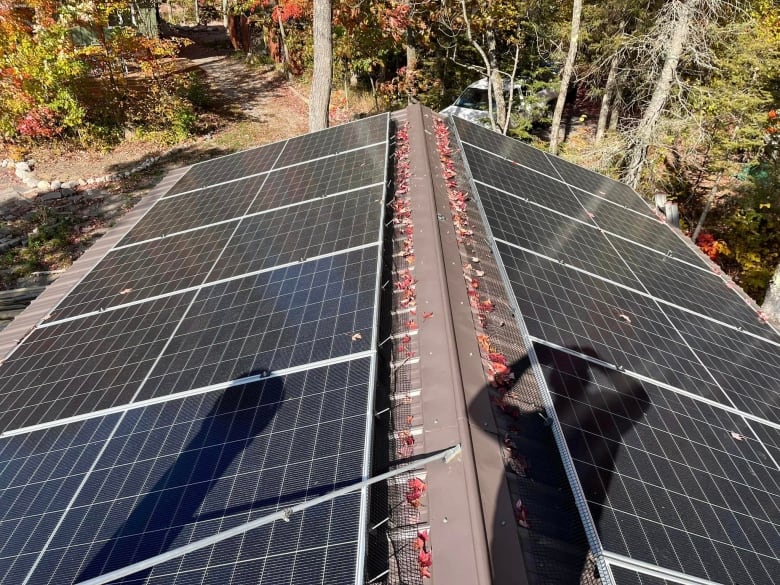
608,92,620,132
405,30,417,103
222,0,228,28
549,0,583,155
596,51,620,144
309,0,332,131
486,29,507,130
623,0,695,189
762,263,780,325
459,0,497,131
278,12,292,80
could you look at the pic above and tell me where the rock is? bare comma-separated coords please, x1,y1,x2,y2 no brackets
86,177,95,185
23,177,38,188
78,178,87,186
50,180,61,190
26,159,35,169
61,181,73,190
36,180,51,191
39,191,61,202
15,161,30,173
61,188,76,197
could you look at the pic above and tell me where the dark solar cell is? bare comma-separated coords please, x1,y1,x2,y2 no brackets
120,174,268,246
465,145,591,220
583,199,704,264
138,247,378,400
247,144,386,215
537,345,780,585
166,141,286,195
0,293,195,433
454,116,655,218
53,223,236,320
667,307,780,423
276,114,388,167
750,422,780,467
545,154,655,217
610,238,777,339
0,415,119,584
478,184,641,288
453,116,558,176
15,359,371,585
207,186,384,282
497,243,721,397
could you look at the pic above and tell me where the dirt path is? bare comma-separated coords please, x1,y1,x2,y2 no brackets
0,25,311,300
10,25,309,183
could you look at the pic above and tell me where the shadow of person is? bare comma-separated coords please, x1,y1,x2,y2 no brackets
469,344,650,583
76,370,284,582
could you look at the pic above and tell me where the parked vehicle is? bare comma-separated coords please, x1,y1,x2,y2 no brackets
440,77,557,129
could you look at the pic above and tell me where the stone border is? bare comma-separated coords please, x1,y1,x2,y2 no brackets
0,144,187,196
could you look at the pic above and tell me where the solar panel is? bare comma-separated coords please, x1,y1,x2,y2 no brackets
2,359,372,585
608,238,775,338
166,141,286,196
51,224,236,320
276,113,387,167
0,113,390,584
535,345,779,585
464,144,588,219
0,293,196,432
608,566,679,585
136,247,379,402
207,186,384,283
453,117,780,585
497,243,722,396
453,115,655,217
478,183,642,288
246,144,386,215
119,174,269,246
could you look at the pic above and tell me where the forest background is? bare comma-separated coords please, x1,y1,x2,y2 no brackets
1,0,779,312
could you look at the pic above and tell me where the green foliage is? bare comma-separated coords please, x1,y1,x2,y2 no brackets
0,0,202,144
710,164,780,301
182,72,212,108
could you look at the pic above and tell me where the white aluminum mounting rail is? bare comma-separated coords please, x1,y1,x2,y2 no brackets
75,444,463,585
604,551,725,585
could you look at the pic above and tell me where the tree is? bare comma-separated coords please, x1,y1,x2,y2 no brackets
549,0,583,155
309,0,332,130
763,263,780,324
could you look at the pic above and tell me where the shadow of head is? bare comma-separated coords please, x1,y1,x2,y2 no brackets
210,369,286,433
536,345,651,500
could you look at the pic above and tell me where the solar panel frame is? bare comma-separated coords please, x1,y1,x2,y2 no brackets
6,359,374,585
449,116,780,585
0,113,391,585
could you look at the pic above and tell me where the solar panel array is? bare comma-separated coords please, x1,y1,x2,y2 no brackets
0,114,390,585
452,117,780,585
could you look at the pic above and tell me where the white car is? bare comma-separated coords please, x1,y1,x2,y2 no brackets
440,77,557,128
